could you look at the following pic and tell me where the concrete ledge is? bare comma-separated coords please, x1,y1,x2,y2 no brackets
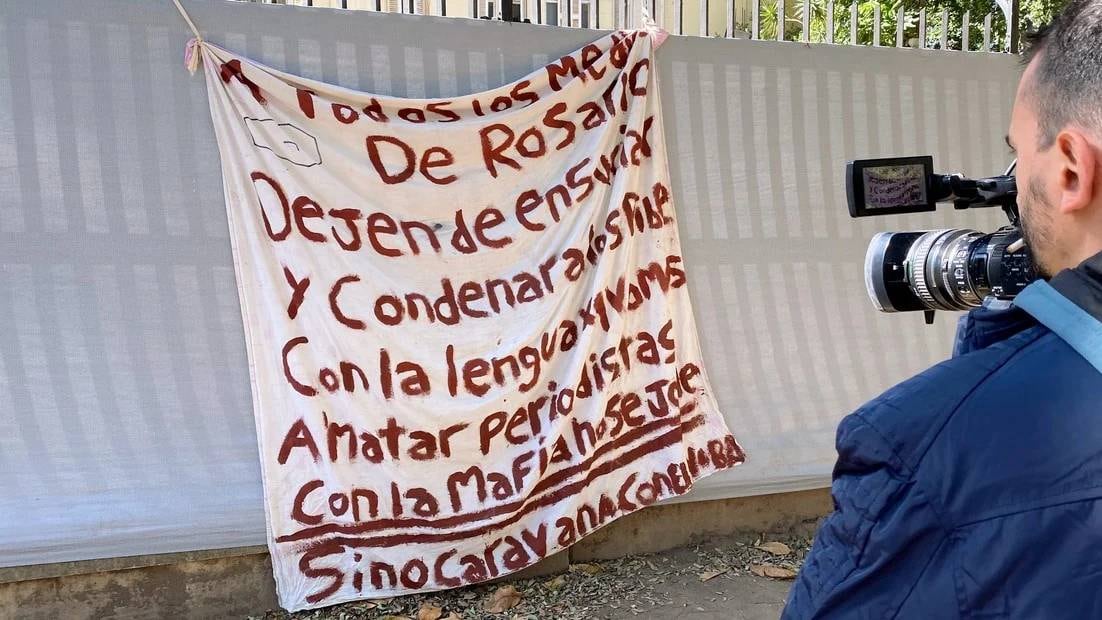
0,545,268,585
0,552,279,620
571,488,832,561
0,490,831,619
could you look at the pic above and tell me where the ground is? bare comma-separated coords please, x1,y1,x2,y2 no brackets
250,532,811,620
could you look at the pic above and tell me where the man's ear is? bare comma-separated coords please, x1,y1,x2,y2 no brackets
1054,129,1098,214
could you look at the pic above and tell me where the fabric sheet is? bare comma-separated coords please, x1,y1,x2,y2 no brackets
198,28,741,608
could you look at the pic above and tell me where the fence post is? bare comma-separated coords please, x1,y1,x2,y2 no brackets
826,0,833,44
1010,0,1021,53
873,3,880,46
918,8,926,49
801,0,809,42
896,6,903,46
962,10,969,51
983,13,991,52
700,0,708,36
849,2,857,45
752,0,760,38
940,8,948,49
776,0,785,41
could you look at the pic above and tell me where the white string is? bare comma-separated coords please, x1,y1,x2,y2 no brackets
171,0,204,75
172,0,203,40
640,0,668,46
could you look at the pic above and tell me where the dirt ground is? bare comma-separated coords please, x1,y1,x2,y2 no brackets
250,532,811,620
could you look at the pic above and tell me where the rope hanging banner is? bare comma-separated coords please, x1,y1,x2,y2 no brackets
171,0,204,74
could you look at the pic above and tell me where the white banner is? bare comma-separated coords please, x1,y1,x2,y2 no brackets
198,27,742,611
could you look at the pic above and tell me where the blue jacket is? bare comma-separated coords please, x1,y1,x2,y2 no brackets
783,253,1102,619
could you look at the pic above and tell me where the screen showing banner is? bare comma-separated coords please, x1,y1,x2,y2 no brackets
197,27,742,611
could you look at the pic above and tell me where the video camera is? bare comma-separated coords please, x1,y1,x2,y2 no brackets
846,156,1037,323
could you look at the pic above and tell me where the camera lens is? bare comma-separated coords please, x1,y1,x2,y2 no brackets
864,227,1033,313
908,229,986,311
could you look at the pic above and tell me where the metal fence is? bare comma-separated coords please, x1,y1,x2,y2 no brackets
242,0,1021,52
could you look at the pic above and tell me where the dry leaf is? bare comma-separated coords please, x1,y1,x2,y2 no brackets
441,615,462,620
750,564,797,580
484,585,523,613
570,562,602,575
698,568,729,582
417,603,444,620
545,575,567,590
756,541,793,557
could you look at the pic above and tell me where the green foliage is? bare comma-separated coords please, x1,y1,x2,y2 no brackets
739,0,1070,50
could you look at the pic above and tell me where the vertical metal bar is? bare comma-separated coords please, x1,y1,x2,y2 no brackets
849,2,857,45
873,3,880,46
700,0,708,36
826,0,834,44
962,11,970,51
896,6,903,46
1010,0,1021,53
752,0,760,38
940,8,948,48
595,0,599,27
918,8,926,48
675,0,683,34
985,12,994,50
801,0,809,42
729,0,736,37
776,0,784,41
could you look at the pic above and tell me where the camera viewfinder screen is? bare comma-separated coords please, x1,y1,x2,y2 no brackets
862,164,928,210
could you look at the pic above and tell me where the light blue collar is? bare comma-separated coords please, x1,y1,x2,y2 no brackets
1014,280,1102,374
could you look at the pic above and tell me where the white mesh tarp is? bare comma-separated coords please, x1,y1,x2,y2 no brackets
0,0,1020,568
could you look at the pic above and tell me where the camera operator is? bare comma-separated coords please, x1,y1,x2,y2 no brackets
783,1,1102,617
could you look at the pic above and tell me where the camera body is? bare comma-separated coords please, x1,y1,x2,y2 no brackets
847,157,1037,319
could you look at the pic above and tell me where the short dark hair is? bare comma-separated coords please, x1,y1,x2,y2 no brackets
1022,0,1102,148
